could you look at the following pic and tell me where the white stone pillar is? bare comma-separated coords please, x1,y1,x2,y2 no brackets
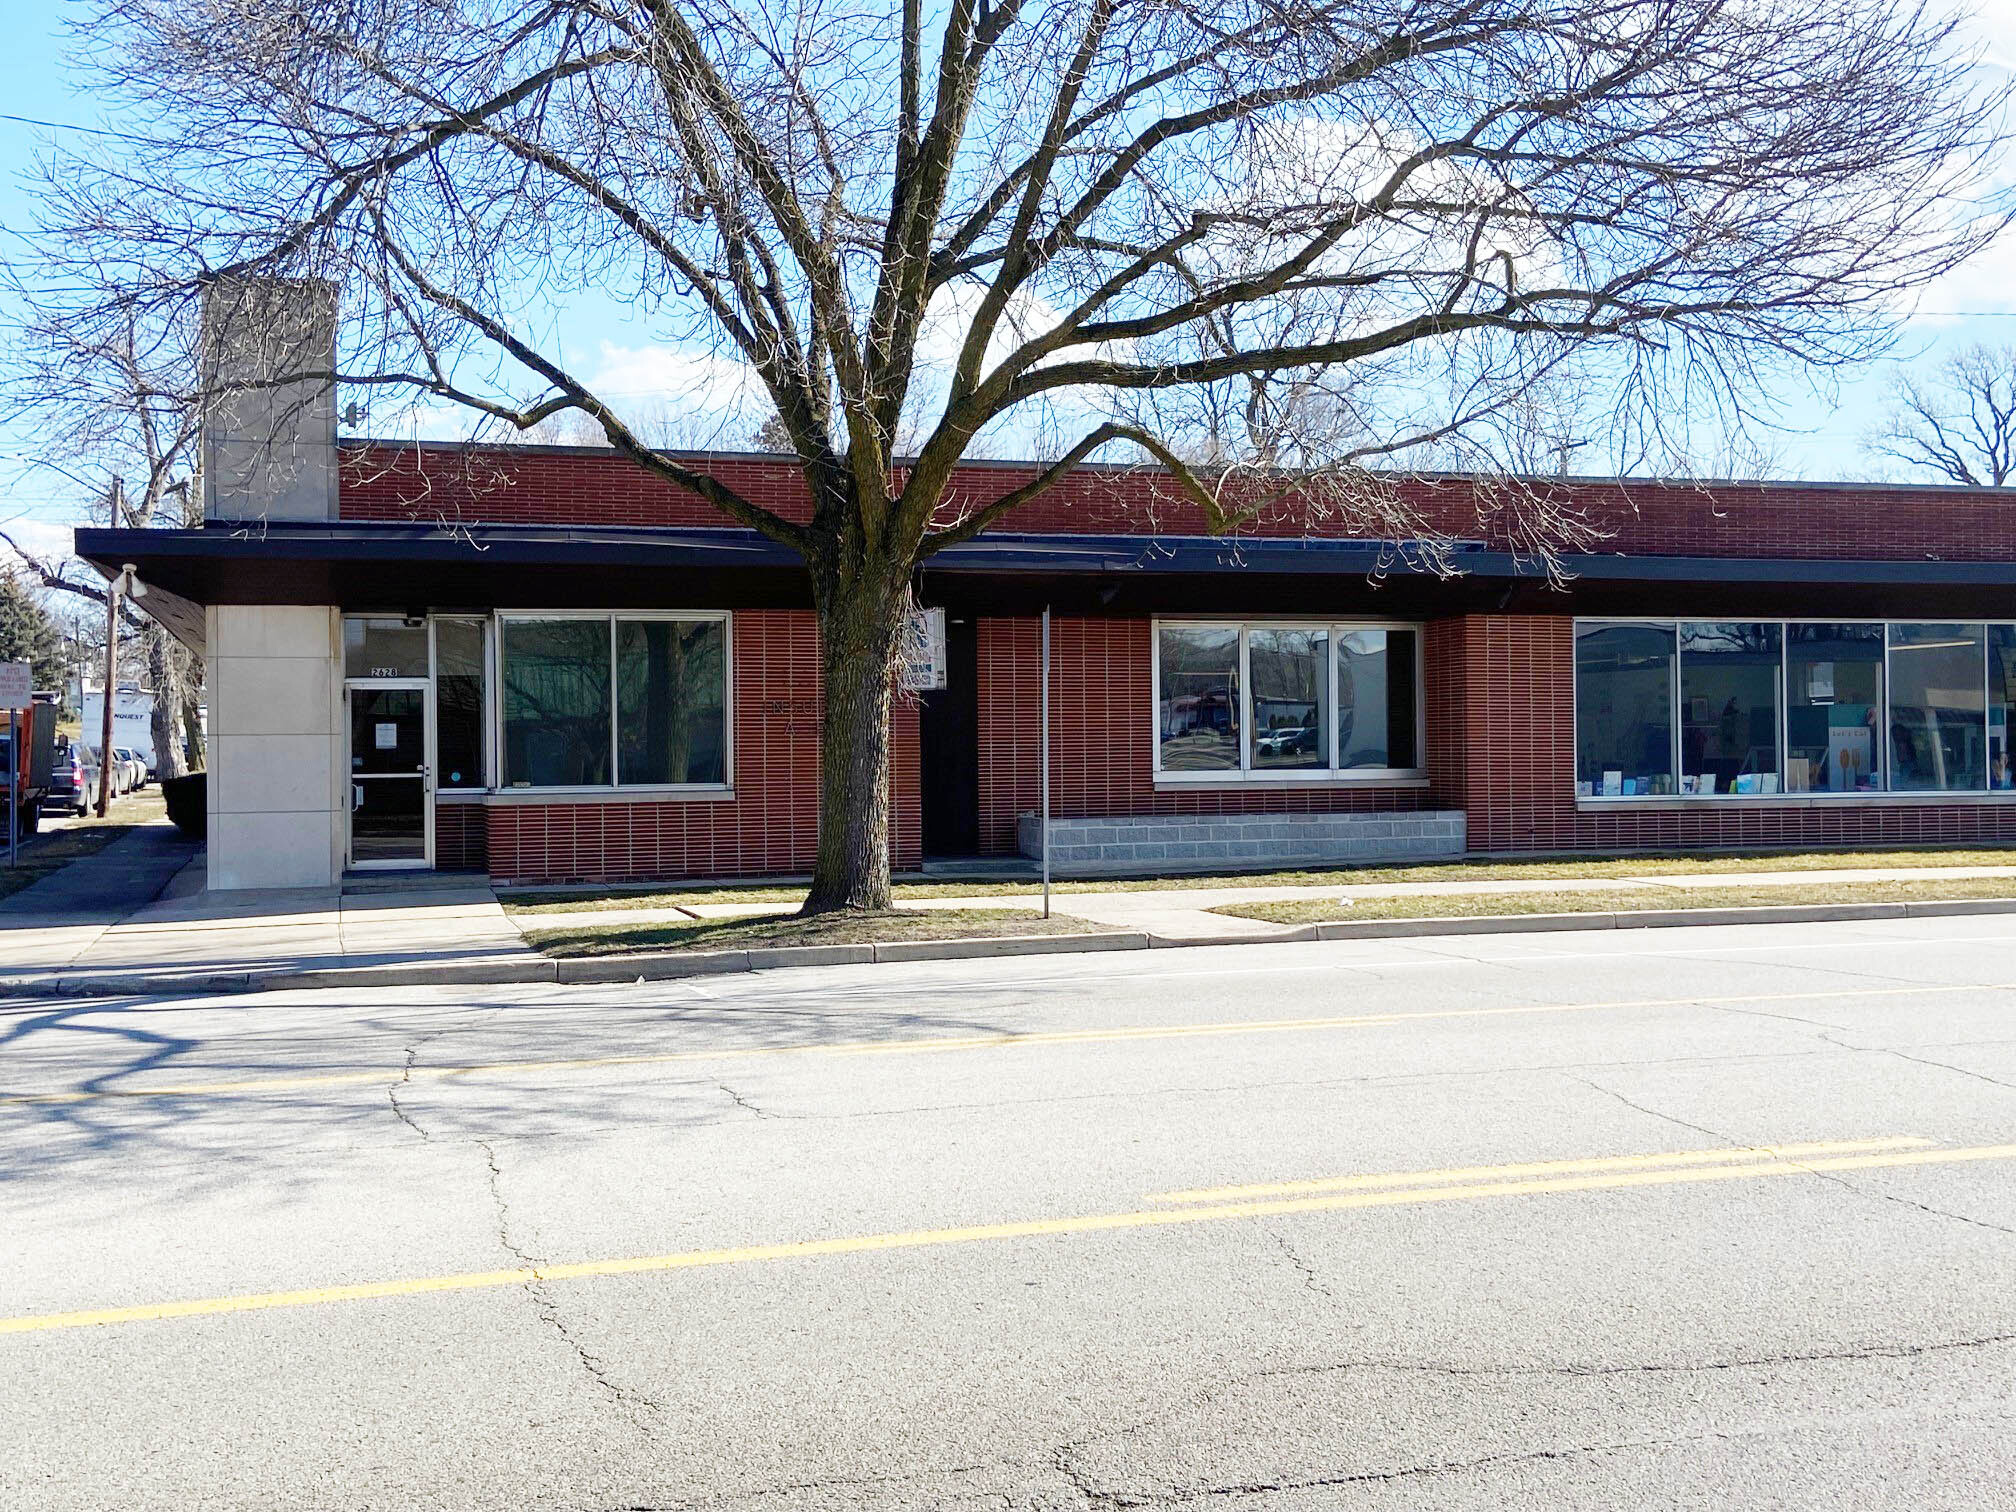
205,604,343,890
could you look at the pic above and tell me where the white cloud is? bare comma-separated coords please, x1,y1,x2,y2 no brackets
585,340,769,413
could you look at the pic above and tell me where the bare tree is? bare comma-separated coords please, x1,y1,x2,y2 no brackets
0,311,205,778
18,0,2008,908
1867,343,2016,485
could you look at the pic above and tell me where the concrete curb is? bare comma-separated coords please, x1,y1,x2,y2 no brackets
1146,926,1319,948
5,897,2015,1003
552,930,1149,983
1308,898,1976,941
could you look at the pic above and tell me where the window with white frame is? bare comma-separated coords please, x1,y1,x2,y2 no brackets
1154,620,1424,781
499,613,730,790
1576,618,2016,799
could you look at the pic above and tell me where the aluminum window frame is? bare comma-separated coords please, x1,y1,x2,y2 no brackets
1151,616,1428,786
1575,616,2016,804
428,615,494,795
494,609,734,796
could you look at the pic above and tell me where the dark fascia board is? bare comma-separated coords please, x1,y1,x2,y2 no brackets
74,521,2016,594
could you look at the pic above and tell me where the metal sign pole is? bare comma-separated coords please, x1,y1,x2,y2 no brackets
5,708,16,871
1040,606,1051,919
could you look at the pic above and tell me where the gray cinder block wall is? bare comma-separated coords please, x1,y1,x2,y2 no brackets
1018,811,1466,873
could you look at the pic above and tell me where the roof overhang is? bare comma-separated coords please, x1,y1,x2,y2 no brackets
77,521,2016,656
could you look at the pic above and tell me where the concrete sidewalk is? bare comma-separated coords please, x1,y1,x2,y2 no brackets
9,857,2016,1002
0,821,200,924
1,865,535,998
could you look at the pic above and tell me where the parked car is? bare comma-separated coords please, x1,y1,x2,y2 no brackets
43,739,91,818
113,746,148,791
1255,726,1318,758
86,748,134,800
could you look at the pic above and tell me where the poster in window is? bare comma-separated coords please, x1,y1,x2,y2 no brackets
1827,725,1871,789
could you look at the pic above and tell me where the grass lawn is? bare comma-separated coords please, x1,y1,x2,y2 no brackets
500,844,2016,914
1216,874,2016,925
0,791,168,903
521,906,1110,958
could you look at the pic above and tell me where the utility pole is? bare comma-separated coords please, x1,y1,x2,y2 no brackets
1040,606,1051,920
95,478,123,818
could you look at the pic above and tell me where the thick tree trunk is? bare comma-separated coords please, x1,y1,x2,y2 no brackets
802,562,908,914
146,627,189,780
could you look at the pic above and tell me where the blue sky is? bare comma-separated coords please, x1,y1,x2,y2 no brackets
6,0,2016,561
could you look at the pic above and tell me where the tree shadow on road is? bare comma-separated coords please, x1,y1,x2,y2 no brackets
0,968,1050,1201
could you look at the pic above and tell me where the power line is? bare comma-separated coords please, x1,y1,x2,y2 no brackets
0,111,160,146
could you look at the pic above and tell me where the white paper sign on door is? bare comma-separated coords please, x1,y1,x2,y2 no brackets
375,722,398,749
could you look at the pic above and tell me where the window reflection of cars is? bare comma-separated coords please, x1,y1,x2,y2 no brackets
1256,727,1317,756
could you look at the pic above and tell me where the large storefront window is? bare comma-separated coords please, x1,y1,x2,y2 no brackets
1889,623,1986,792
1157,625,1241,772
1579,618,2016,801
1154,621,1422,781
1248,629,1328,772
1679,622,1780,796
1787,624,1884,793
502,619,612,787
616,618,728,787
1575,623,1675,797
1341,629,1417,770
1993,626,2016,791
499,613,731,791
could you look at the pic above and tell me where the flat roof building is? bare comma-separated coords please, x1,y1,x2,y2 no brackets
80,438,2016,890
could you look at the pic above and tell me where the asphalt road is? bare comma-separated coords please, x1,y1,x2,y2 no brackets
4,915,2016,1510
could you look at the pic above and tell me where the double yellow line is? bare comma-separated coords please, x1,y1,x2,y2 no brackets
5,1135,2010,1337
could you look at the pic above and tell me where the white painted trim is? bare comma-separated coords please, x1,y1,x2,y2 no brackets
493,610,734,795
480,787,738,806
1150,616,1429,784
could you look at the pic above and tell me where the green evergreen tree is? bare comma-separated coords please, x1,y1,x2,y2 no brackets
0,572,66,692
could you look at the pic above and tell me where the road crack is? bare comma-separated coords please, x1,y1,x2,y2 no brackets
386,1048,431,1140
1566,1073,1733,1144
476,1138,665,1417
1571,1072,2014,1239
1063,1427,1745,1505
1845,1041,2016,1098
1266,1228,1333,1301
717,1081,777,1119
1041,1331,2016,1506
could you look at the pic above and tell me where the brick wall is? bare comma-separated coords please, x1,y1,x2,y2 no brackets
479,609,920,883
1447,614,2016,852
434,801,488,872
971,611,2016,858
341,442,2016,563
973,616,1434,855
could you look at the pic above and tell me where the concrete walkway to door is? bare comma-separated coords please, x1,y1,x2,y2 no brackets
0,850,535,996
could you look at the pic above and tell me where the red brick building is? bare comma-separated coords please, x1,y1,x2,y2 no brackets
85,439,2016,888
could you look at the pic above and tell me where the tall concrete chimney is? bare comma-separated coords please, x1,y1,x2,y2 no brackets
199,275,339,522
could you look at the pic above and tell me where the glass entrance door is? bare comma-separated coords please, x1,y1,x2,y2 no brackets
348,683,432,868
